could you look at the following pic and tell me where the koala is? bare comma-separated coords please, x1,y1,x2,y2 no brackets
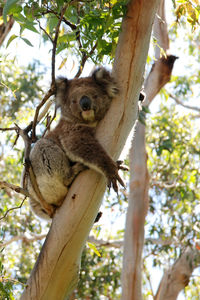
25,68,125,221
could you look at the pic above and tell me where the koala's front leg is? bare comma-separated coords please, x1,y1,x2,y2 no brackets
60,126,125,193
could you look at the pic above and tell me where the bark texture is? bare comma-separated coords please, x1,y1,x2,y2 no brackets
20,0,159,299
121,1,177,299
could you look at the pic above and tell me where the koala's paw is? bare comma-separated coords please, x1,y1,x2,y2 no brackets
107,161,128,193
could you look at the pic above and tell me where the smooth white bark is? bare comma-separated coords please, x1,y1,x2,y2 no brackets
121,1,177,299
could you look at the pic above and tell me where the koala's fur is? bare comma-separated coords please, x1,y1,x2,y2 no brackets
26,68,124,220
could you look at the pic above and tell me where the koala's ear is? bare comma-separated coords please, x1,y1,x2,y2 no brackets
55,77,69,106
92,67,120,98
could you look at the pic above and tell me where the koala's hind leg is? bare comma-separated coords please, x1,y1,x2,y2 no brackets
28,163,56,218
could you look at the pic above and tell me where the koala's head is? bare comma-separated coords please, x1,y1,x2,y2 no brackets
56,68,119,124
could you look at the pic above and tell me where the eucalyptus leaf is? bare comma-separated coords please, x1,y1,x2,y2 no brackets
21,37,34,47
3,0,20,23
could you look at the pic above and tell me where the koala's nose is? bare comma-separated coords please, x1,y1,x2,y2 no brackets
80,96,92,111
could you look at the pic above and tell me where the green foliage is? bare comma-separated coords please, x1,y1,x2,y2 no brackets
146,105,200,262
75,246,122,299
0,260,15,300
174,0,200,28
2,0,127,66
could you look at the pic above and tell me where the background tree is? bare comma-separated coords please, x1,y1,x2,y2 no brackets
0,0,200,299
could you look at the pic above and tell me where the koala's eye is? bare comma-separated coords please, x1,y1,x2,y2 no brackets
93,94,98,99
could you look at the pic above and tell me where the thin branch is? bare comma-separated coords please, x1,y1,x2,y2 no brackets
0,126,18,131
145,237,179,246
88,236,123,248
191,113,200,119
31,87,56,142
151,179,178,189
75,42,97,78
1,233,122,249
42,105,57,137
38,20,53,43
169,92,200,112
0,181,29,197
0,233,47,248
51,4,68,86
0,197,26,221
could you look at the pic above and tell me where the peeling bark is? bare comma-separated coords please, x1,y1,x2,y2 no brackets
20,0,158,299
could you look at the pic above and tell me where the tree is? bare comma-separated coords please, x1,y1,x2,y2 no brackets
1,0,200,299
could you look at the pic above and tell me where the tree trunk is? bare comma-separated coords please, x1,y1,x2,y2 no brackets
121,1,177,299
121,121,149,300
20,0,159,299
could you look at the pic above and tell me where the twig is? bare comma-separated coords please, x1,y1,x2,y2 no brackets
42,105,57,137
31,87,56,142
0,277,26,286
169,92,200,112
151,179,178,189
51,4,68,87
0,126,18,131
14,123,32,161
0,233,47,248
191,114,200,119
75,42,97,78
38,19,53,43
1,233,121,249
88,236,123,248
0,197,26,221
0,181,29,197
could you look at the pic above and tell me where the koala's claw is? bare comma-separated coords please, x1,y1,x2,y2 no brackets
116,160,129,172
108,172,125,194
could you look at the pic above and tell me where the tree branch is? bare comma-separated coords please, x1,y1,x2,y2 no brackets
168,92,200,112
31,87,56,142
51,4,68,87
155,247,200,300
38,20,53,43
0,233,46,248
88,236,123,249
0,196,26,221
75,42,97,78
